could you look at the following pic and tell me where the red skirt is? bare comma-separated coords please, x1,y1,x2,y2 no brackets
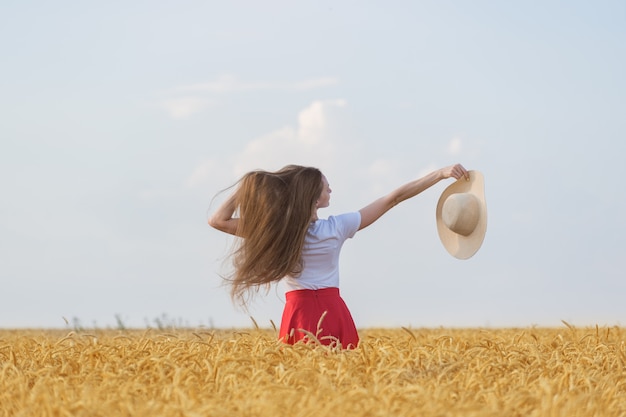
279,287,359,349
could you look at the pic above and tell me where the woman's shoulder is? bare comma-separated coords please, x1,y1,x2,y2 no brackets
329,211,361,222
316,212,361,237
316,211,359,224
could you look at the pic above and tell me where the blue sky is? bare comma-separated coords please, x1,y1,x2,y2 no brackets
1,1,625,329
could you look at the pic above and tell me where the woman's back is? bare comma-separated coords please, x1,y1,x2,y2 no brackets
283,212,361,291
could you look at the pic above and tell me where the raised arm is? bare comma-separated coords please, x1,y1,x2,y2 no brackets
208,192,239,235
358,164,469,230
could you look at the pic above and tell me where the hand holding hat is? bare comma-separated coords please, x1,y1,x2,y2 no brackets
436,170,487,259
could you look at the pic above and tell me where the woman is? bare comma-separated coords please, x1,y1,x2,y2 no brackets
209,163,469,349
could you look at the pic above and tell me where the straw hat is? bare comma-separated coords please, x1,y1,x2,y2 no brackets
436,170,487,259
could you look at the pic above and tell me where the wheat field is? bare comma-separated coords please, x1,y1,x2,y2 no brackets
1,324,625,416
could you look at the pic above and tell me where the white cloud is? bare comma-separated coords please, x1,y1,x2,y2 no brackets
185,158,222,189
297,99,346,145
368,159,395,176
183,99,349,188
447,137,462,155
233,99,346,176
363,158,403,197
158,97,213,120
175,74,339,93
233,126,298,177
157,75,339,120
292,77,339,91
416,163,439,178
177,74,269,93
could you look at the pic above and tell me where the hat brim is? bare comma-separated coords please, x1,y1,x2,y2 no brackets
436,170,487,259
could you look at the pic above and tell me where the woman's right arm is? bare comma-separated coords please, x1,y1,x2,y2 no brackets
208,193,239,235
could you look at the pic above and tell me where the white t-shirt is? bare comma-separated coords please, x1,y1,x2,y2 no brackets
283,212,361,291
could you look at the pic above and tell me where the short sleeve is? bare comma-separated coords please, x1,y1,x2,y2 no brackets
332,212,361,240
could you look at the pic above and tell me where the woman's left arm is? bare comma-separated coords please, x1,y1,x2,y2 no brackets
358,164,469,230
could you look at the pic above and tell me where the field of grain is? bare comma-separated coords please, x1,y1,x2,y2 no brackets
1,324,625,416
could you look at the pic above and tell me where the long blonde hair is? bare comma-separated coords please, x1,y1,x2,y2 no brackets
227,165,323,305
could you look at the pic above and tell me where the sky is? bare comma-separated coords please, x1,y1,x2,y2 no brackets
1,1,625,330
